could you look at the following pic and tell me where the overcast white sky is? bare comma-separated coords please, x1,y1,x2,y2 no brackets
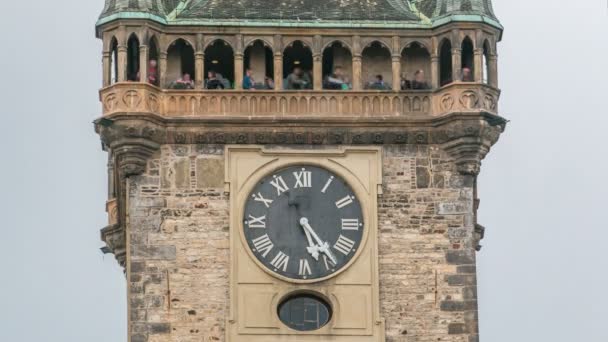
0,1,606,341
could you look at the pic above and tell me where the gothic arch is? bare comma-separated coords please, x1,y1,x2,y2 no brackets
322,39,353,53
439,38,453,86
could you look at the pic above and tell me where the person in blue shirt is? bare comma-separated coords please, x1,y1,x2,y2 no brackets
243,68,255,90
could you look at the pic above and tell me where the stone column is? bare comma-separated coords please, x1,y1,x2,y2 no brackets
430,54,439,89
159,51,168,88
235,53,244,90
313,53,322,90
452,48,462,82
488,55,498,87
139,44,148,84
195,33,204,89
273,35,283,90
313,35,323,90
274,53,283,90
102,51,111,87
117,44,128,82
391,55,401,91
474,48,483,83
352,55,362,90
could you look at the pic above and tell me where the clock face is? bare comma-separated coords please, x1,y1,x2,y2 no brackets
243,165,364,281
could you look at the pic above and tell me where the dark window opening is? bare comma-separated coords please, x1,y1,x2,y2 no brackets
244,40,274,89
461,37,475,82
204,40,235,89
278,294,332,331
322,42,352,90
110,37,118,84
167,39,195,89
362,41,392,90
439,39,453,86
401,42,432,90
283,41,313,89
147,37,159,86
483,40,491,85
126,34,140,81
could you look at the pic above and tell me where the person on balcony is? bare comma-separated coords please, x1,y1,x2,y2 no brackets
264,76,275,90
205,70,224,89
286,66,311,90
410,70,431,90
368,74,390,90
243,68,256,90
461,67,473,82
170,73,195,89
148,60,158,86
323,66,350,90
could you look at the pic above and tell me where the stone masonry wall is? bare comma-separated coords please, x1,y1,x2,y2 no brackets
126,144,478,342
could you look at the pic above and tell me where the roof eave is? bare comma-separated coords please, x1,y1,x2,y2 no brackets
95,12,503,32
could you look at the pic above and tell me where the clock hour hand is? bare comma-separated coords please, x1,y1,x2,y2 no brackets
299,218,338,265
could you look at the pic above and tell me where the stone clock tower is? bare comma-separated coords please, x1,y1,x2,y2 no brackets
95,1,505,341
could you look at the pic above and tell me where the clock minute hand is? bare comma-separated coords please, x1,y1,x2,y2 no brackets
299,218,338,265
302,226,320,260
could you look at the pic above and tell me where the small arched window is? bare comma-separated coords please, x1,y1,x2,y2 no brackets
283,41,313,90
243,40,273,89
362,41,392,90
401,42,432,90
482,40,491,85
126,34,140,81
461,37,475,82
109,37,118,84
439,39,453,86
147,36,160,86
204,40,235,89
166,39,195,89
322,42,353,90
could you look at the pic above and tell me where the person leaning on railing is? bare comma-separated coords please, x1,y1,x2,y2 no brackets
205,70,225,90
169,73,195,90
323,66,351,90
286,66,312,90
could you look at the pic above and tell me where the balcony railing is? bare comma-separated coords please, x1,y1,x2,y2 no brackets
100,83,500,119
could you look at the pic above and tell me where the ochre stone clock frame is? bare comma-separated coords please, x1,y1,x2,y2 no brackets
225,145,385,341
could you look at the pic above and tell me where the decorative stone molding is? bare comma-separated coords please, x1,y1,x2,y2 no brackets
101,223,126,268
109,137,160,178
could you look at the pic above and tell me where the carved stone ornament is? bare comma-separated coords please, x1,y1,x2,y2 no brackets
441,94,454,111
460,91,479,109
110,138,160,178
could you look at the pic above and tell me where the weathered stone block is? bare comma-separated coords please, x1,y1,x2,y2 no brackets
448,323,467,334
196,158,225,188
132,245,176,260
416,167,430,188
149,323,171,334
446,250,475,265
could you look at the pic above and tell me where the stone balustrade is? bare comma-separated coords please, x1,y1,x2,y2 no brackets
100,83,499,119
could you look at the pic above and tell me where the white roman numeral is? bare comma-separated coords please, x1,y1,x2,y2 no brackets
333,235,355,255
341,218,360,231
293,169,312,188
270,251,290,272
253,192,273,208
298,259,312,277
247,215,266,229
321,176,334,193
335,195,354,209
270,176,289,196
252,234,274,258
323,255,336,271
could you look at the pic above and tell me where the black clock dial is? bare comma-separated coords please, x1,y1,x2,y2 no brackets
243,165,364,280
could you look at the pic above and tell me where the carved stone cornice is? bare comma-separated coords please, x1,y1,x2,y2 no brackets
101,223,126,268
111,138,160,178
440,119,504,175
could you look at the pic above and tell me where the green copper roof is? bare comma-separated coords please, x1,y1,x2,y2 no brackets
97,0,501,30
